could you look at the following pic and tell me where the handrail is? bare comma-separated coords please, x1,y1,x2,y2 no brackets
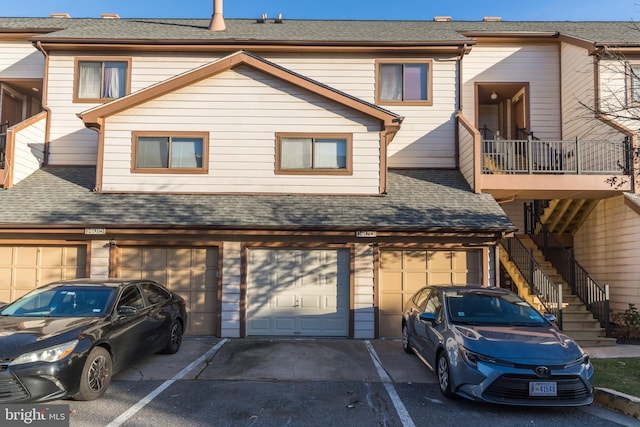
525,204,611,336
481,136,628,175
502,236,563,328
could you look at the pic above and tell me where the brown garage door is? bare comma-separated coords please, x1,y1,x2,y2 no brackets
117,246,218,336
378,249,482,338
0,245,87,303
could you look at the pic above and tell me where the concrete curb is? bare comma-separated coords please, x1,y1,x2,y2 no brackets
595,387,640,419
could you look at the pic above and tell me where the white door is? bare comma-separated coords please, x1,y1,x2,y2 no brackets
247,248,350,336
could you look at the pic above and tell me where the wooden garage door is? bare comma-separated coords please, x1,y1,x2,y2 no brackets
118,246,218,336
379,249,482,338
247,248,350,337
0,245,87,303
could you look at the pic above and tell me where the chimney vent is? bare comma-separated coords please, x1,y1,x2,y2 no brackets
50,13,71,19
209,0,226,31
257,13,268,23
434,16,452,22
101,13,120,19
275,13,283,24
483,16,502,22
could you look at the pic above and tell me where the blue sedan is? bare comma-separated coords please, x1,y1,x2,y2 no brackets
402,286,593,406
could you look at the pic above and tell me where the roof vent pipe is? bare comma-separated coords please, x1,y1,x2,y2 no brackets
209,0,226,31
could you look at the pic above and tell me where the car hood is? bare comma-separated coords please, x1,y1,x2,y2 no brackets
0,316,97,359
453,324,585,363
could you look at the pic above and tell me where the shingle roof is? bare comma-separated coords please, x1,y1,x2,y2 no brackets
1,17,640,46
0,167,515,232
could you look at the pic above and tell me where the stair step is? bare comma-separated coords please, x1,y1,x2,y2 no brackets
573,337,618,347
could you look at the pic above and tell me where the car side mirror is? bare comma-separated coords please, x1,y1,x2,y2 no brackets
117,306,138,316
419,312,437,324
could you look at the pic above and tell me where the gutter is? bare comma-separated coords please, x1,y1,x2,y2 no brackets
33,40,52,166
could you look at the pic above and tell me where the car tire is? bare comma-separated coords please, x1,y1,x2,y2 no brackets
437,352,455,398
75,347,112,401
402,324,413,354
160,319,183,354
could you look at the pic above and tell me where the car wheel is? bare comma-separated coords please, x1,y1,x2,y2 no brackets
437,352,455,398
75,347,112,401
402,324,413,354
160,319,183,354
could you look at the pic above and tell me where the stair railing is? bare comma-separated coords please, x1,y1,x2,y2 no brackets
524,204,611,336
503,236,563,328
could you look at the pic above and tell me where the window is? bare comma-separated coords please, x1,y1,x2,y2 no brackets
629,62,640,104
141,283,171,305
376,59,432,105
276,133,352,175
118,286,145,310
75,58,131,102
132,132,208,174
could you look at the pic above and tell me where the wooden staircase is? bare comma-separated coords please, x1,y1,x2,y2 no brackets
502,234,615,347
537,199,599,235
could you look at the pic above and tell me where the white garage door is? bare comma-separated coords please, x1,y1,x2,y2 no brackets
247,248,350,337
117,246,219,336
0,245,87,303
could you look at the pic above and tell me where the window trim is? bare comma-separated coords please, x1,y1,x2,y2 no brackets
131,131,209,174
627,60,640,106
275,133,353,175
73,57,132,103
375,59,433,106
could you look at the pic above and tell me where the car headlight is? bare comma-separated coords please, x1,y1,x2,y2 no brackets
458,345,515,369
564,353,590,369
10,340,79,366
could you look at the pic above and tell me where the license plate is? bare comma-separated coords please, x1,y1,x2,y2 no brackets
529,381,557,396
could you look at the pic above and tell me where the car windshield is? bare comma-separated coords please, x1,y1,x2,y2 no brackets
0,286,117,318
445,291,548,327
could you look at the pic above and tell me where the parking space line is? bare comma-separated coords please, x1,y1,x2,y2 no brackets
364,340,416,427
106,338,229,427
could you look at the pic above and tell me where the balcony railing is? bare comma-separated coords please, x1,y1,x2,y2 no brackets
0,121,8,169
482,136,629,175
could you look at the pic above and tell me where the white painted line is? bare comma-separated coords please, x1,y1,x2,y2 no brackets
106,338,229,427
364,340,416,427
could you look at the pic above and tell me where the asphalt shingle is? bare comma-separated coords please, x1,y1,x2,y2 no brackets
0,167,515,232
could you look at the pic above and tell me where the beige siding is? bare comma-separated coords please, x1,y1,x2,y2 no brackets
0,40,43,79
101,65,382,194
500,200,532,233
354,243,374,339
45,51,458,170
12,115,46,185
574,196,640,312
561,43,621,140
463,43,561,139
458,120,475,189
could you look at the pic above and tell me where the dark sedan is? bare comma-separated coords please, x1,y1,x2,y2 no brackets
402,285,594,406
0,279,187,402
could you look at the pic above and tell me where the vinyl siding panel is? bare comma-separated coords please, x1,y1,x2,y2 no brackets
561,43,621,140
101,65,382,194
463,43,561,139
0,40,43,79
11,114,46,185
458,119,475,190
574,196,640,312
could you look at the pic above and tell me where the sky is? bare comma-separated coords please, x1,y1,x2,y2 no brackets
2,0,640,22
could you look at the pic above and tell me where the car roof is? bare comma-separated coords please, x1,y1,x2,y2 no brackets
428,285,515,295
39,278,160,289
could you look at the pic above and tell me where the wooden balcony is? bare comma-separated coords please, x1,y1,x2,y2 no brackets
457,113,635,199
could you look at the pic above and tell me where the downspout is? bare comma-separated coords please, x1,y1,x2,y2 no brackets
455,44,468,170
34,41,52,166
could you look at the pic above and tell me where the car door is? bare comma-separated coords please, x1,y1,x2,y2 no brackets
140,282,173,352
416,290,445,363
109,284,149,368
406,288,431,356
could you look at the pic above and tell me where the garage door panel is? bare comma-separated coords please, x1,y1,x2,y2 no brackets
247,248,349,337
118,246,218,336
379,249,482,338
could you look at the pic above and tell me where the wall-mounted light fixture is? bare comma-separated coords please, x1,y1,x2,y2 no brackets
490,91,498,100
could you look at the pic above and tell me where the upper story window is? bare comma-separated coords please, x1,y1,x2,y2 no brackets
276,133,352,175
75,58,131,102
376,59,432,106
629,62,640,104
132,132,208,174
